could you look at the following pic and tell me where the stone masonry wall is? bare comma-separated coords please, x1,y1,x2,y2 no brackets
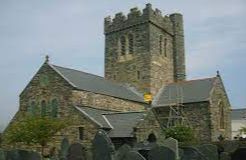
135,110,161,142
104,4,186,96
154,102,212,143
104,22,151,94
2,63,98,152
149,23,174,95
71,90,146,112
209,76,232,141
182,102,212,142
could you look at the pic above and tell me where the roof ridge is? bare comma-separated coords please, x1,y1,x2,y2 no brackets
103,111,145,115
76,105,119,112
168,76,217,85
50,64,104,79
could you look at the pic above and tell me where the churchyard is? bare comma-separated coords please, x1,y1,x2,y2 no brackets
1,129,246,160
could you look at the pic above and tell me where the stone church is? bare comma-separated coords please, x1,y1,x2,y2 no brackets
3,3,231,150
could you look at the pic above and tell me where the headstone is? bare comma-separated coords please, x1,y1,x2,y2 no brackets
125,151,146,160
59,137,70,160
67,143,87,160
92,130,115,160
6,150,20,160
219,152,230,160
197,144,218,160
6,150,41,160
0,149,5,160
181,147,207,160
148,146,175,160
162,137,179,159
115,144,131,160
223,141,239,153
18,150,41,160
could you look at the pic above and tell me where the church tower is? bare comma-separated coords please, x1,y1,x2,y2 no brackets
104,4,186,96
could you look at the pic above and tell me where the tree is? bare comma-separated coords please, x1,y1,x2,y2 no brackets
4,116,67,157
163,125,196,144
240,127,246,134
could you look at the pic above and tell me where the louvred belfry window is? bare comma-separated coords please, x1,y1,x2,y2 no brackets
120,36,126,55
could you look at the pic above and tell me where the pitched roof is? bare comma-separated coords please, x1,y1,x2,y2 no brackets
75,106,116,128
104,112,145,138
49,64,145,103
75,106,146,137
231,108,246,120
153,77,217,106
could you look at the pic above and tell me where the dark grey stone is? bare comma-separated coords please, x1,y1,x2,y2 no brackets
6,150,41,160
162,137,179,159
92,130,115,160
115,144,131,160
0,149,5,160
67,143,87,160
148,146,175,160
220,152,231,160
197,144,218,160
59,137,70,160
223,141,239,153
181,147,207,160
125,151,146,160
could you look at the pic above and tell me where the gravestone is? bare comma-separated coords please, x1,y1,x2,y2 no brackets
18,150,41,160
115,144,131,160
67,143,87,160
223,141,239,153
6,150,41,160
125,151,146,160
59,137,70,160
181,147,207,160
148,146,175,160
220,152,231,160
197,144,218,160
0,149,5,160
6,150,20,160
162,137,179,159
92,130,115,160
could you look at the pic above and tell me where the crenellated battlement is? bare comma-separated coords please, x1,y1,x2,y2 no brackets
104,3,178,35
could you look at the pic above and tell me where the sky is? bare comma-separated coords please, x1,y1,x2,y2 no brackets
0,0,245,131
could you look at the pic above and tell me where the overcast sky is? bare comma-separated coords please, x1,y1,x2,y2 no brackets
0,0,246,131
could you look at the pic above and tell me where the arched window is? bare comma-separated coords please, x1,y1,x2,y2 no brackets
27,101,36,115
147,133,157,143
41,100,47,117
120,36,126,55
219,102,225,129
51,99,58,118
159,35,163,54
128,34,134,54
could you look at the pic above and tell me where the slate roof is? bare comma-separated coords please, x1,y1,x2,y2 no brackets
104,112,145,138
231,108,246,120
75,106,116,128
49,64,145,103
75,106,145,138
153,77,217,106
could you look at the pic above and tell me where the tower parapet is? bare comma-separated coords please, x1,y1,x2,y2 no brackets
104,3,174,35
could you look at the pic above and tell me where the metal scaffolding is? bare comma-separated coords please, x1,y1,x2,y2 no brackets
162,85,190,128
